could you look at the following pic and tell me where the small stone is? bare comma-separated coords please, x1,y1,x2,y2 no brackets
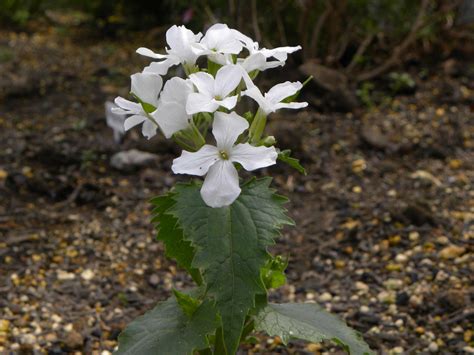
352,186,362,193
110,149,158,171
428,342,439,352
409,294,423,307
378,291,396,304
57,270,75,280
355,281,369,292
64,331,83,350
21,334,36,345
439,245,465,259
391,346,404,354
386,263,402,272
415,326,425,334
395,254,408,263
384,278,403,290
360,305,370,313
80,269,94,281
409,231,420,241
318,292,332,302
148,274,160,287
435,270,449,282
463,346,474,354
306,343,322,352
45,333,57,342
395,319,404,327
0,320,9,333
439,289,467,310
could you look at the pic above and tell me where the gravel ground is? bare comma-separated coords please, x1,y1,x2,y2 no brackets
0,26,473,354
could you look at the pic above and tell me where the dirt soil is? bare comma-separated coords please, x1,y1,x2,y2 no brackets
0,26,473,354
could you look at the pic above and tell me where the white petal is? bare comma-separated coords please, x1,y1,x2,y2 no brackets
111,107,129,115
172,145,219,176
242,87,271,113
136,47,167,59
259,45,301,60
200,160,241,208
266,81,302,104
114,96,142,114
214,65,242,97
273,101,308,111
217,96,238,110
142,119,157,139
131,72,162,107
159,77,194,106
188,72,215,96
151,102,190,139
166,25,200,64
186,93,219,114
239,53,266,72
143,57,180,75
212,111,248,150
231,144,277,171
124,114,146,131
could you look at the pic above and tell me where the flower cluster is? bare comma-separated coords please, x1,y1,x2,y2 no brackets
113,23,308,207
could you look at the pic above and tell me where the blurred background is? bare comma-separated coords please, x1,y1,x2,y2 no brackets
0,0,473,354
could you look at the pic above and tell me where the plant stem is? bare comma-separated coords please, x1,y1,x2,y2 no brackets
249,108,267,145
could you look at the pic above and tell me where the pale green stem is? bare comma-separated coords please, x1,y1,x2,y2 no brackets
249,108,267,145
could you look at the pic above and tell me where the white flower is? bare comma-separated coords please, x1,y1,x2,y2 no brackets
151,77,194,138
172,111,277,207
233,30,301,71
186,65,243,114
112,72,163,139
105,101,126,143
136,25,202,75
242,81,308,115
193,23,243,65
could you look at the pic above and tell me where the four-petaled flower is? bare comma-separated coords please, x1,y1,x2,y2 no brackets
137,25,202,75
113,72,162,139
151,77,194,138
172,112,277,208
192,23,243,65
186,65,243,114
243,81,308,115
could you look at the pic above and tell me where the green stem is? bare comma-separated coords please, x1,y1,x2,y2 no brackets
249,108,267,145
190,120,206,149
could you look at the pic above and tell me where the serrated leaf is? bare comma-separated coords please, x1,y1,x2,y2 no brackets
171,178,293,354
278,149,307,175
151,194,201,284
254,303,373,355
115,296,218,355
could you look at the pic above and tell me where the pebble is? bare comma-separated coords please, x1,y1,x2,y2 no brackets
391,346,404,354
20,334,36,345
439,245,466,259
395,254,408,263
355,281,369,292
64,331,83,349
318,292,332,302
395,319,404,327
81,269,95,281
57,270,76,280
0,320,9,333
409,231,420,241
409,294,423,307
435,270,449,282
384,278,403,290
360,305,370,313
428,341,439,352
378,291,396,304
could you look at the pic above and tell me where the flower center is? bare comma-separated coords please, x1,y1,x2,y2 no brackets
219,150,229,160
214,95,222,101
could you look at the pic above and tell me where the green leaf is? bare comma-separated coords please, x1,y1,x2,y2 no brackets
261,255,288,289
150,194,202,284
115,296,218,355
254,303,374,355
170,178,293,354
278,149,307,175
173,289,201,318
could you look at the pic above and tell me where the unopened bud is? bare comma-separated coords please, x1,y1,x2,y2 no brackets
262,136,276,146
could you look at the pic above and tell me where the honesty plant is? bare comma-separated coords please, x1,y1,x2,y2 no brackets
113,23,373,355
